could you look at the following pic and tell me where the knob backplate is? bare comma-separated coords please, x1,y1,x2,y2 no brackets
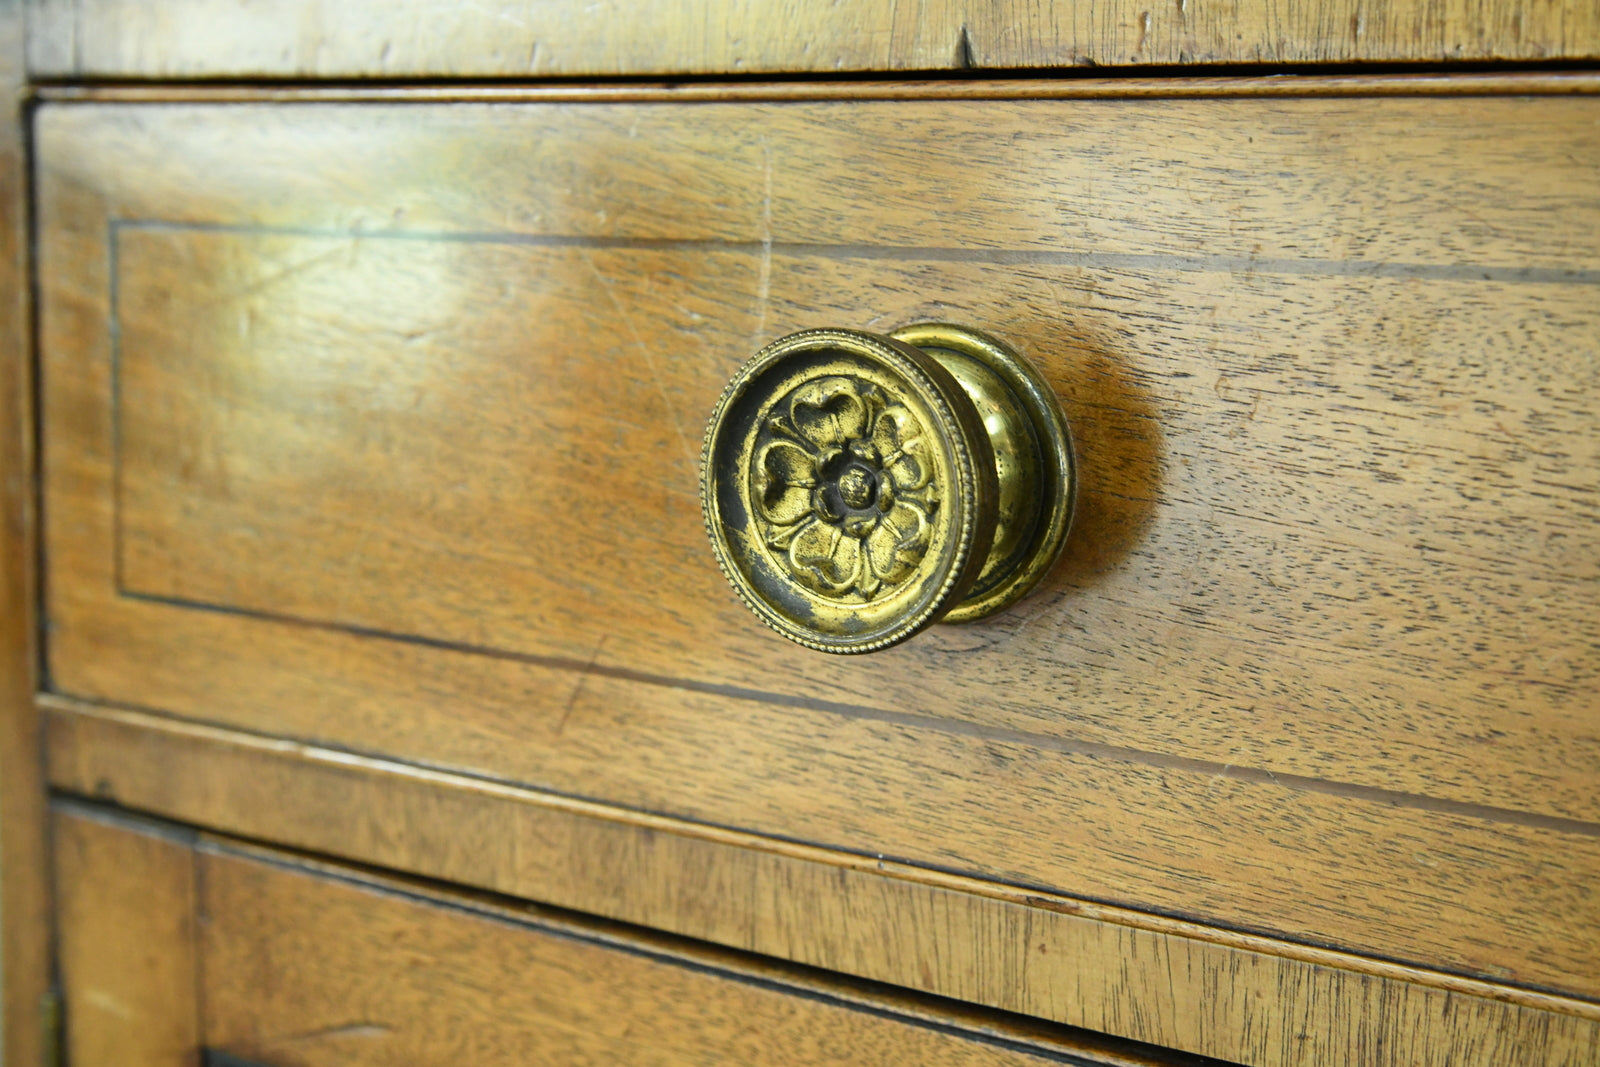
893,323,1075,624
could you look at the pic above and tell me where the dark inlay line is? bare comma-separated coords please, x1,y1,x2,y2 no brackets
115,217,1600,285
116,589,1600,840
108,220,125,592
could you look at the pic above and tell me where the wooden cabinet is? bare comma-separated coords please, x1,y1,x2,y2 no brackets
4,5,1600,1067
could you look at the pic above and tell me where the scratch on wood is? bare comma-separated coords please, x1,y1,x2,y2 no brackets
580,251,695,465
755,137,773,344
556,634,608,737
232,243,352,300
83,988,135,1021
262,1022,392,1044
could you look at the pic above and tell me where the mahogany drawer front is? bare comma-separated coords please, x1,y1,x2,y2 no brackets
54,803,1178,1067
35,83,1600,1022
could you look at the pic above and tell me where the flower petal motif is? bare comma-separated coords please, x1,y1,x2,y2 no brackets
864,500,931,585
756,441,820,527
760,483,814,527
790,518,862,595
871,402,912,455
874,404,931,492
762,439,818,485
883,447,928,496
790,378,869,449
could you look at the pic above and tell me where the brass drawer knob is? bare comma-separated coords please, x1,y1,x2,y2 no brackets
702,323,1074,653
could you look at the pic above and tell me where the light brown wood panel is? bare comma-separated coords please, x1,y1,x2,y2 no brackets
0,1,51,1064
52,803,201,1067
23,0,1600,77
35,95,1600,816
45,702,1600,1067
197,835,1193,1067
34,88,1600,1000
99,232,1600,818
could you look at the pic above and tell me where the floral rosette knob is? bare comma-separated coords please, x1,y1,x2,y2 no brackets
752,376,939,602
702,325,1073,654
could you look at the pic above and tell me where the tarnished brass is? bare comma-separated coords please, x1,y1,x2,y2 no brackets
702,324,1074,653
891,324,1075,623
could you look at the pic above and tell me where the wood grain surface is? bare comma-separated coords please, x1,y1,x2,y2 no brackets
52,805,201,1067
22,0,1600,77
0,1,51,1064
33,88,1600,1009
52,800,1200,1067
45,698,1600,1067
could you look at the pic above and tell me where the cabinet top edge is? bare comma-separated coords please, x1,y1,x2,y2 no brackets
24,0,1600,80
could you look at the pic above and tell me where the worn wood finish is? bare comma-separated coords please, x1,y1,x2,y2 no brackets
23,0,1600,77
44,698,1600,1067
52,804,200,1067
34,90,1600,1005
52,800,1198,1067
0,1,51,1064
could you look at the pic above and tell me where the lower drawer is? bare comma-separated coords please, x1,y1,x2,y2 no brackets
50,801,1184,1067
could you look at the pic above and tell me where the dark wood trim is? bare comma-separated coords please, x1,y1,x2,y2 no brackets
0,0,50,1063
